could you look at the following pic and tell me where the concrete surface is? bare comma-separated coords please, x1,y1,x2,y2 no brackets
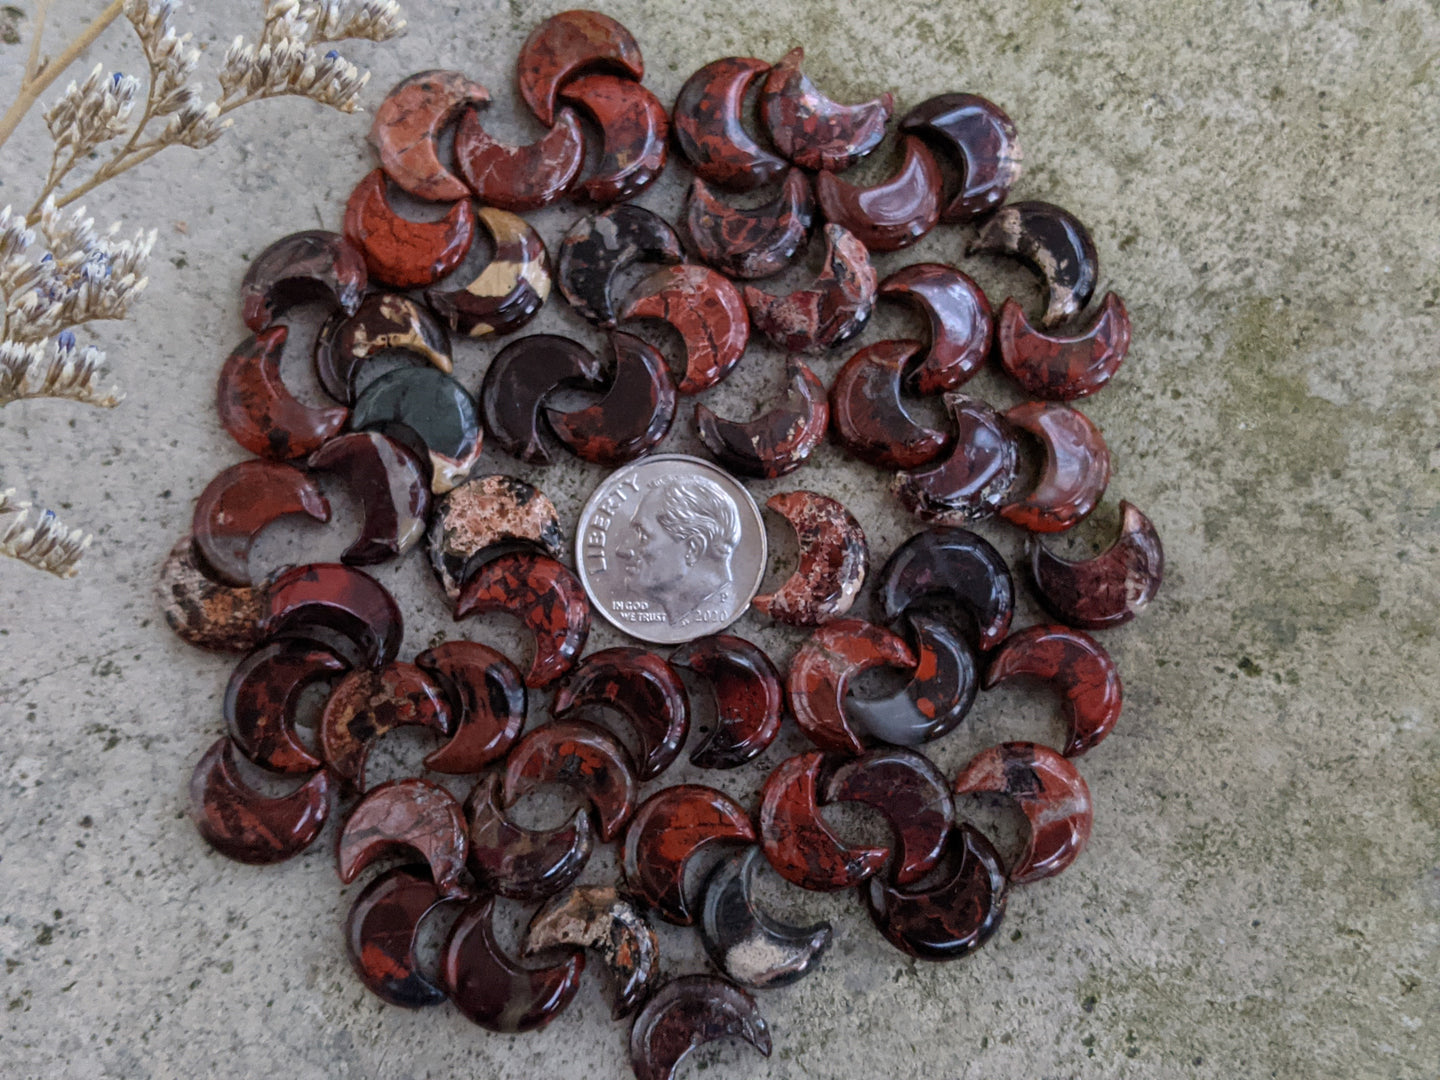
1,1,1437,1077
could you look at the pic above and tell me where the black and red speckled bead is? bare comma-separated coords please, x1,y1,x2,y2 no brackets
695,360,829,479
814,136,942,252
669,634,784,770
453,552,591,688
344,866,454,1008
188,736,332,865
342,169,475,290
752,491,867,628
560,73,670,204
621,785,756,925
759,47,893,172
743,224,877,353
217,327,348,461
551,647,690,782
829,339,951,470
319,662,452,791
672,57,788,191
223,640,346,774
685,170,814,280
1028,501,1164,629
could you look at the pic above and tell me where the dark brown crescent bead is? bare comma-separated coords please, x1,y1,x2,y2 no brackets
545,331,676,467
314,292,452,406
239,229,367,334
823,747,953,886
862,823,1009,960
465,773,594,901
441,893,585,1033
621,784,756,925
336,777,469,897
785,619,916,756
829,339,952,470
759,47,893,172
695,359,828,479
344,865,452,1008
757,751,889,891
670,634,784,770
629,974,772,1080
743,224,877,353
997,292,1131,401
368,70,489,203
319,662,452,791
952,741,1092,883
560,73,670,204
672,57,787,192
874,527,1014,652
453,552,591,688
191,459,330,587
223,640,346,774
1028,500,1164,629
454,106,585,212
158,535,268,653
551,646,689,782
503,719,638,842
342,169,476,289
999,401,1111,534
985,624,1123,757
877,262,994,395
261,562,404,669
814,136,943,252
307,432,430,566
415,640,527,774
970,200,1098,328
752,490,868,627
685,170,814,280
216,327,349,461
188,736,331,865
557,205,685,327
900,93,1023,222
480,334,604,466
516,10,644,128
891,392,1018,526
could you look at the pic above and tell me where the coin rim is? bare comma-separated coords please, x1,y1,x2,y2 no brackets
574,454,768,644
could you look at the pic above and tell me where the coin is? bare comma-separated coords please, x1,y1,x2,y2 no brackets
575,455,767,645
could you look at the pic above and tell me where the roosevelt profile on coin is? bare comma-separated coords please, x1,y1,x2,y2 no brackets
616,475,741,626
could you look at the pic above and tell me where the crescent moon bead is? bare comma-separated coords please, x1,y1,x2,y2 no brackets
558,205,685,327
1029,500,1165,629
545,331,677,467
319,662,452,791
863,823,1009,960
952,741,1092,883
877,262,994,394
758,752,889,890
829,339,952,470
239,230,367,334
621,784,756,925
875,527,1014,652
262,562,404,669
453,552,591,688
823,747,953,886
984,624,1122,757
551,647,690,782
425,474,565,603
997,292,1131,401
669,634,784,770
891,392,1019,525
157,535,267,653
308,432,430,566
753,490,868,627
999,401,1111,533
517,9,644,128
217,327,349,461
698,846,832,989
414,641,527,774
760,47,893,172
465,774,593,901
629,975,772,1080
619,263,750,395
970,201,1099,328
900,93,1023,222
191,459,330,587
223,640,346,774
341,169,476,289
188,737,331,865
694,359,829,479
426,206,551,339
525,886,660,1020
672,57,787,192
441,894,585,1033
560,73,670,204
336,778,469,898
349,366,483,495
503,719,639,841
344,866,453,1008
815,136,943,251
844,614,978,748
685,170,814,280
785,619,916,756
481,334,604,465
743,224,877,353
454,106,585,212
369,70,490,203
314,292,452,406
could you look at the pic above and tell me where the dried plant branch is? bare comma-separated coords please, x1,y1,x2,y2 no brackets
0,489,92,579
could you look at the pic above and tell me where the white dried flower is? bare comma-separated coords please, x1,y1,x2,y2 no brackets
159,96,230,148
0,206,42,297
0,335,122,408
0,489,92,579
43,64,142,157
306,0,406,42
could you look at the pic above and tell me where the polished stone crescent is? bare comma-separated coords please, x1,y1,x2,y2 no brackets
576,455,767,645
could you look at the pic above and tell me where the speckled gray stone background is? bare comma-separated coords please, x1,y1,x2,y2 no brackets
1,1,1437,1077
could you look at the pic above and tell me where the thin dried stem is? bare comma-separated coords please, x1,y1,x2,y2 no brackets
24,0,53,83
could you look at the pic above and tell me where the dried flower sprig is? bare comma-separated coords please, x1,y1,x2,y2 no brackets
0,0,406,577
0,488,92,579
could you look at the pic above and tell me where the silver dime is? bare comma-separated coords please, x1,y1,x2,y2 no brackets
575,455,766,645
